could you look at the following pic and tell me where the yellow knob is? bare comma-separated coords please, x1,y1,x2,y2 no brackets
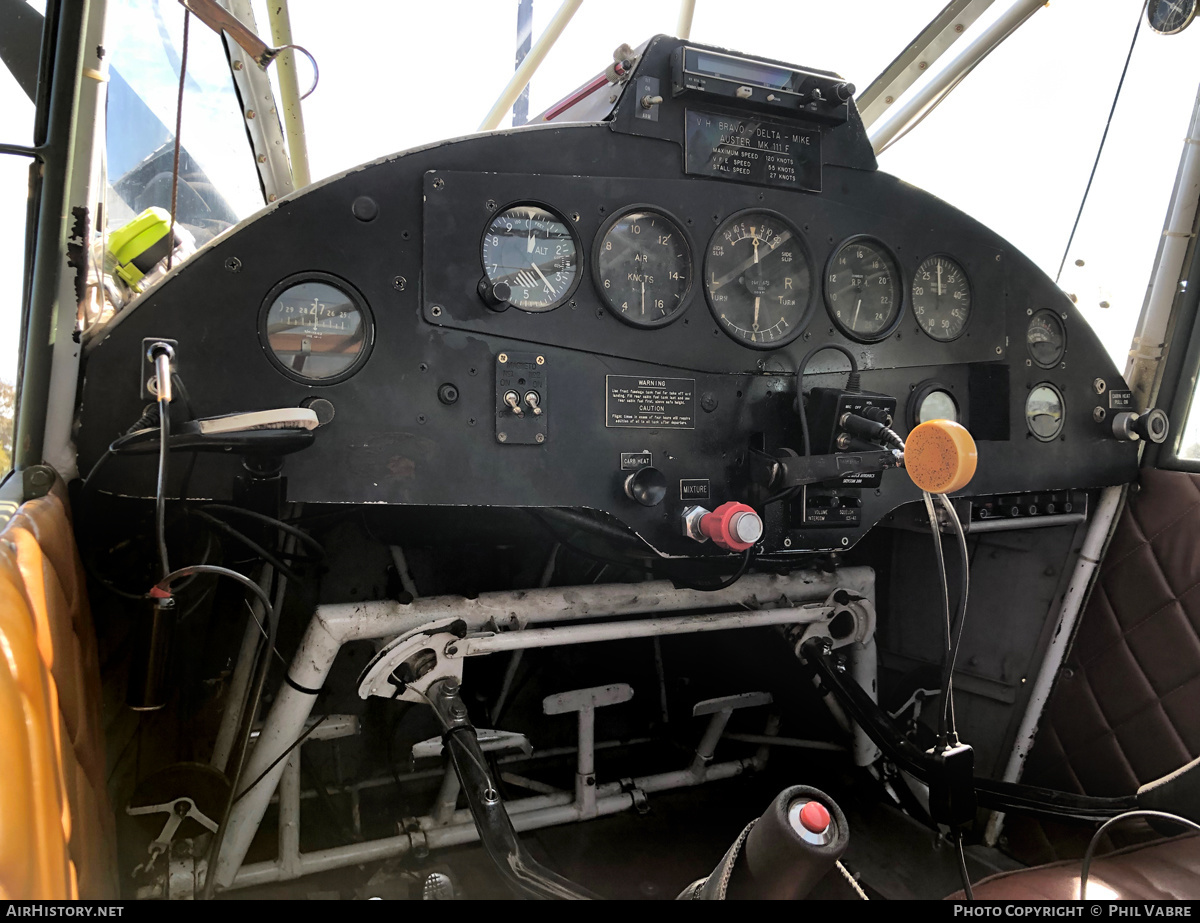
905,419,977,494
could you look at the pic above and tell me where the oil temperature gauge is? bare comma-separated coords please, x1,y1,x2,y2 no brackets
1027,310,1066,368
594,208,692,327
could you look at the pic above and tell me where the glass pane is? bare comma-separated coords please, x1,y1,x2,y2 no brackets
264,0,946,183
877,0,1200,370
0,0,46,146
0,154,31,472
105,0,264,245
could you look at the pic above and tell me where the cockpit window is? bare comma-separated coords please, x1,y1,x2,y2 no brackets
104,0,264,245
877,1,1200,370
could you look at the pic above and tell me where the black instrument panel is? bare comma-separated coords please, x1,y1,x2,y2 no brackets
75,35,1139,557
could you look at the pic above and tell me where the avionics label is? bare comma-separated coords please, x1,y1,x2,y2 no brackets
606,375,695,429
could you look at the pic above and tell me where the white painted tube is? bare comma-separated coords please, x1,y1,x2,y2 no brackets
984,484,1124,845
869,0,1045,154
478,0,584,131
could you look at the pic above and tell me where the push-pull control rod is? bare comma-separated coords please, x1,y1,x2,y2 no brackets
425,677,598,900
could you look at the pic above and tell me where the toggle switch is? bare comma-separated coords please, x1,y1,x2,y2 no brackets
503,390,523,416
524,391,543,416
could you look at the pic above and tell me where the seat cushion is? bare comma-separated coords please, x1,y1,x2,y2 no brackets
948,833,1200,900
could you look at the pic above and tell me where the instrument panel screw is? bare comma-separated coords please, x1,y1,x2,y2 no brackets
393,276,407,291
1093,378,1107,394
498,432,507,442
498,353,508,363
432,177,444,189
431,305,442,317
416,414,426,424
995,346,1003,355
535,433,545,443
783,537,792,547
224,257,242,273
1025,359,1032,366
1061,312,1069,319
485,198,496,210
840,537,850,547
536,356,545,365
1026,308,1033,315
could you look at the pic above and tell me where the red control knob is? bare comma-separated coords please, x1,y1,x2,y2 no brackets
699,502,763,551
798,801,830,834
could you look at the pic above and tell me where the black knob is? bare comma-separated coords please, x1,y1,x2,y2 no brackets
624,466,667,507
1132,408,1170,444
477,277,511,312
832,82,855,102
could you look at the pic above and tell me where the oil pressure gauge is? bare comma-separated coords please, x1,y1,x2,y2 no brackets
911,255,971,341
481,204,580,311
594,208,692,327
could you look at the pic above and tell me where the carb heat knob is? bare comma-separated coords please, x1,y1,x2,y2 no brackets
624,466,667,507
700,502,763,551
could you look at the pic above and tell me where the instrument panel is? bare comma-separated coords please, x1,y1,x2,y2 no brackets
75,35,1139,558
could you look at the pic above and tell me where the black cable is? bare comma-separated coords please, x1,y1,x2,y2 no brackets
669,546,755,592
154,396,171,581
1054,2,1146,284
1080,810,1200,900
199,503,325,560
167,9,189,271
233,713,332,806
187,509,300,582
954,831,974,901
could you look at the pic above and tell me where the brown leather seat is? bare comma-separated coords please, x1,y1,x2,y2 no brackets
948,833,1200,900
0,478,118,898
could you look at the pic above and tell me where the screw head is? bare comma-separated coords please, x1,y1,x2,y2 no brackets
393,276,407,291
257,154,266,163
246,109,256,119
485,198,496,210
840,537,850,547
432,177,444,189
498,353,508,363
233,60,244,70
783,537,792,547
498,432,507,442
224,256,242,273
995,346,1003,355
536,356,545,365
431,305,442,317
535,433,545,443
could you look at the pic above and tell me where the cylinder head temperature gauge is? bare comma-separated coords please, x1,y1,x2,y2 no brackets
704,210,813,349
1027,310,1066,369
594,208,692,327
481,204,579,311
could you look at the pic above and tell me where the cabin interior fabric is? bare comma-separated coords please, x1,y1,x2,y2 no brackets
1014,469,1200,861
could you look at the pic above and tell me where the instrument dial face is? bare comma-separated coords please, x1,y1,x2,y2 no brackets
1027,310,1067,368
594,209,692,328
825,237,902,342
918,389,958,424
1148,0,1197,34
481,204,579,311
912,255,971,341
260,275,373,383
1026,384,1065,442
704,210,812,349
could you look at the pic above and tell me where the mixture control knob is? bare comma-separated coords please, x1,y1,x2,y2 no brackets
624,466,667,507
700,502,763,551
477,277,512,312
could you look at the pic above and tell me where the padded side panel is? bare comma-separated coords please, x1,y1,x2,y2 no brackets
0,481,118,898
1024,469,1200,798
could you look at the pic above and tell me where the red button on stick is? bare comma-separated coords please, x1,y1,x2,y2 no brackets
799,801,830,834
698,502,763,551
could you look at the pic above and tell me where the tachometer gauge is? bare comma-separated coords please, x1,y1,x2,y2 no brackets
594,208,691,328
704,210,812,349
1027,310,1066,369
259,274,373,384
1026,384,1065,441
911,255,971,341
481,204,579,311
825,237,901,342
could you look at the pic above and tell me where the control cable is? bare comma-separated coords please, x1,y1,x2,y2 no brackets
1080,810,1200,900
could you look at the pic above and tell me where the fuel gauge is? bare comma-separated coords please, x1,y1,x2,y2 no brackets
1027,310,1066,369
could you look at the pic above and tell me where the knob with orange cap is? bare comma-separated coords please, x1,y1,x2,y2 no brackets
904,419,978,494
